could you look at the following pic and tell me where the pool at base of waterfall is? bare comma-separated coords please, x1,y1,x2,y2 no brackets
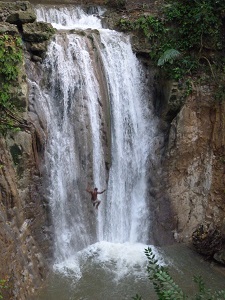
33,243,225,300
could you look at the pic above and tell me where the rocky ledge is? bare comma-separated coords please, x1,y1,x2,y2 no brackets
192,223,225,263
0,1,55,62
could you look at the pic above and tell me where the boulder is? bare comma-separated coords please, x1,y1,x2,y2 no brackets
6,10,36,24
106,0,127,9
192,223,224,257
0,1,33,23
213,249,225,265
28,41,49,56
22,22,55,42
0,22,18,34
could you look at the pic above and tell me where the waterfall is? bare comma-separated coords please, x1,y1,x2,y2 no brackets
99,31,153,243
31,5,161,274
35,5,104,30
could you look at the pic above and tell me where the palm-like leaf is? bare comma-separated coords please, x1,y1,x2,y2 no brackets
157,49,181,66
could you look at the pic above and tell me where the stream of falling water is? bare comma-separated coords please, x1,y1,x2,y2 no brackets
30,5,164,299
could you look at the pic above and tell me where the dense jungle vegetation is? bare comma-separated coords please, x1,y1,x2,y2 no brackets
119,0,225,100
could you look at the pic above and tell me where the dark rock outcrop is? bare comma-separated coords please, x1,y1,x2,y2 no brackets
0,21,18,34
6,10,36,25
23,21,55,59
0,1,34,22
214,250,225,265
192,223,224,257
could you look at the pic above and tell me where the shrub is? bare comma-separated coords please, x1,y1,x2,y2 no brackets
133,247,225,300
119,0,225,86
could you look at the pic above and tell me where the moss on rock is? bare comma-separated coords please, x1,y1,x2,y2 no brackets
6,10,36,25
23,22,55,42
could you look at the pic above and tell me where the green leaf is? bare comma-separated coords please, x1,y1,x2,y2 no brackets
157,49,181,66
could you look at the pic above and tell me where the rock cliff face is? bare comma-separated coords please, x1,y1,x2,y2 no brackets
0,133,51,300
162,86,225,243
0,1,54,299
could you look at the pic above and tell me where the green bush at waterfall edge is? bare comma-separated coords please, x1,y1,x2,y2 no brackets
133,247,225,300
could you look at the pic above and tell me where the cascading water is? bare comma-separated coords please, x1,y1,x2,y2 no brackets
30,5,164,299
30,32,108,261
35,5,105,30
99,31,153,243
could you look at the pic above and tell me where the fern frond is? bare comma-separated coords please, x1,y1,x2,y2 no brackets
134,247,225,300
145,247,185,299
157,49,181,66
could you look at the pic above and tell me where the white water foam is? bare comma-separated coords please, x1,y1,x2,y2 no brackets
35,5,104,30
53,241,165,281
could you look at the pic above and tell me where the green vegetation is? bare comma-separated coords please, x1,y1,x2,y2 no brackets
133,247,225,300
0,34,26,134
0,279,7,299
119,0,225,98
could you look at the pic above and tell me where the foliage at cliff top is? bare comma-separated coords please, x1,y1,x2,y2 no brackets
119,0,225,98
0,33,25,134
133,247,225,300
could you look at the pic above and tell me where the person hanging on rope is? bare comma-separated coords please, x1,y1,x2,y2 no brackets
86,186,106,209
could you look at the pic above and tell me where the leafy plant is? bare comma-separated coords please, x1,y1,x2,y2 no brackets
133,247,225,300
157,49,181,66
0,279,7,299
0,34,27,134
119,0,225,90
133,15,165,39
